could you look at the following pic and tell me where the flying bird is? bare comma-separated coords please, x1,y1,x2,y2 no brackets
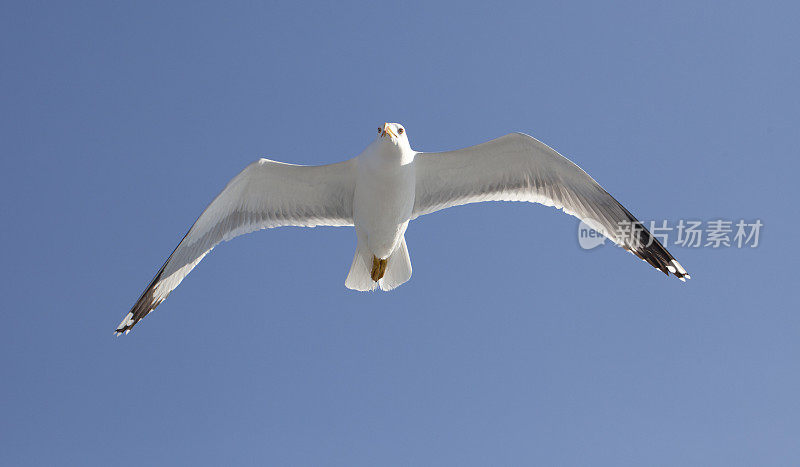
115,123,690,335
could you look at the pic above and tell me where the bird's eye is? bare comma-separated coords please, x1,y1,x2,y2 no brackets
377,127,382,134
398,128,404,134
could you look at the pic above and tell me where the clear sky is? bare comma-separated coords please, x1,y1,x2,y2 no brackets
2,1,799,465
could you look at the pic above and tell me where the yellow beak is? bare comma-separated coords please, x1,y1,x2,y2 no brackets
381,122,397,138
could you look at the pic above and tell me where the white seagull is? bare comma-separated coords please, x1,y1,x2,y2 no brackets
115,123,690,335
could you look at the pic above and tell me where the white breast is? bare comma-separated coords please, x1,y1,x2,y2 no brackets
353,142,416,258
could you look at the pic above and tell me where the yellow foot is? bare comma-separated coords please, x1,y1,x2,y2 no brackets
371,256,388,282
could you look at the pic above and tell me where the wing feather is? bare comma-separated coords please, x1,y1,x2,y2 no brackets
115,158,356,335
413,133,689,281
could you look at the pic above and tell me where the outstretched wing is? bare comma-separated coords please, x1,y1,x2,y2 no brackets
116,158,356,335
413,133,689,280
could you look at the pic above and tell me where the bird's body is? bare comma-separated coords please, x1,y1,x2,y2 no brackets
353,127,415,260
115,122,690,335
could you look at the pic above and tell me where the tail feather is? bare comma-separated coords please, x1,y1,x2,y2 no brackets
345,236,412,292
378,237,412,291
345,240,378,291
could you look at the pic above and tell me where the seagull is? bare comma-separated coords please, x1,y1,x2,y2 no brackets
115,123,690,335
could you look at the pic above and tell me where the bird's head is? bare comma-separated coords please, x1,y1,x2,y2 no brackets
376,122,409,149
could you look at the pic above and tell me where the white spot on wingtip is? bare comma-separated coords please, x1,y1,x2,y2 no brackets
667,265,677,273
671,259,688,275
117,312,134,329
679,277,686,282
125,329,130,335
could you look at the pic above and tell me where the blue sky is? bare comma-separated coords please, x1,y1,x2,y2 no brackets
2,1,798,465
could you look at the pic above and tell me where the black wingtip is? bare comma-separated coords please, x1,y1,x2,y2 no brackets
115,267,167,336
630,231,691,282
